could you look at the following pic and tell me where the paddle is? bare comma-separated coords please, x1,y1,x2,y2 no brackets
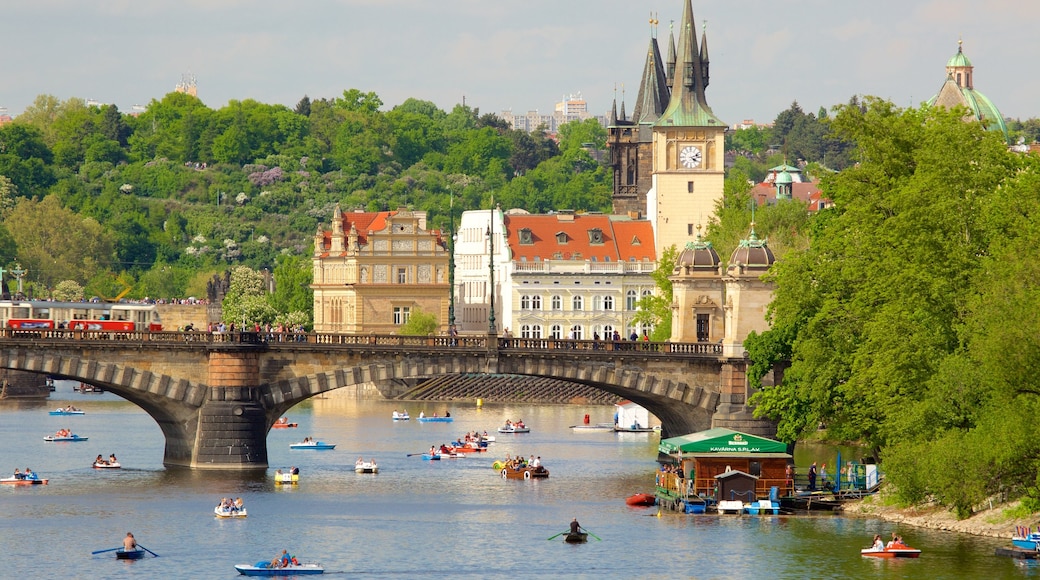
582,529,602,541
91,547,121,555
406,452,428,457
137,544,160,558
547,531,568,540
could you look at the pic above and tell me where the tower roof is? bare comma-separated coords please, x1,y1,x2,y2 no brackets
673,234,720,276
656,1,725,128
929,40,1008,142
728,227,774,273
631,37,671,125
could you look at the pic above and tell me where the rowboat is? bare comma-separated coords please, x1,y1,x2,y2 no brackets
1,475,48,485
116,549,145,560
289,440,335,450
861,543,921,558
235,563,324,576
564,532,588,544
44,434,88,442
215,504,248,518
274,472,299,485
625,493,656,507
93,461,121,469
355,461,379,474
497,424,530,434
417,416,453,423
49,409,85,416
500,466,549,480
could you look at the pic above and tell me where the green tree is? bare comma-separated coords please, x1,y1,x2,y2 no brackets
269,254,313,324
221,265,276,325
52,279,84,301
632,245,678,341
398,307,438,336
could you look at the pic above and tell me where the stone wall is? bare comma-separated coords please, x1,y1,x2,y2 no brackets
156,304,217,331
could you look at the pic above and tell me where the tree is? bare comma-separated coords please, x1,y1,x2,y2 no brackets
52,279,84,301
632,245,678,341
269,254,313,324
398,307,438,336
221,265,276,325
0,123,56,196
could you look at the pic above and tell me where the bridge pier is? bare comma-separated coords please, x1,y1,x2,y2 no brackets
171,349,269,469
711,359,778,439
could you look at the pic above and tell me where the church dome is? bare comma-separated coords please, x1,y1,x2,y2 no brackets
774,170,793,185
728,228,774,273
946,49,972,68
673,235,720,275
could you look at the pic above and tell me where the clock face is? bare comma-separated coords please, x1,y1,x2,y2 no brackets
679,145,702,168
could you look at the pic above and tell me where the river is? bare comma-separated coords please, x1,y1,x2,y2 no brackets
1,383,1033,579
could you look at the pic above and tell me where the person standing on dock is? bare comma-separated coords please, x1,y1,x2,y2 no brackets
808,462,818,491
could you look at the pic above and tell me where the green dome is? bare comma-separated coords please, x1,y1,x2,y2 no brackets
947,49,972,68
775,170,793,185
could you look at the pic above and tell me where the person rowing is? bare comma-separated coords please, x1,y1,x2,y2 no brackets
570,517,582,534
123,532,137,552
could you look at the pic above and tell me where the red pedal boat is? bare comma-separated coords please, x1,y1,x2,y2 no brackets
272,417,298,429
625,493,656,507
861,542,921,558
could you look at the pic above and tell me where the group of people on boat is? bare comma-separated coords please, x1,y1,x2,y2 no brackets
219,497,245,513
391,409,409,419
418,411,450,418
269,549,299,568
867,532,905,552
502,454,542,471
95,454,118,466
355,457,376,466
503,419,526,429
53,428,74,437
60,405,80,412
11,467,39,480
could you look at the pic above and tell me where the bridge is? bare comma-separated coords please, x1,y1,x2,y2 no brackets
0,329,773,470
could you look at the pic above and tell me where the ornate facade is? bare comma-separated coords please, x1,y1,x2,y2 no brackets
311,206,449,334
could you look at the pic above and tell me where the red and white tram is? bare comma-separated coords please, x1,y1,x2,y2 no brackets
0,300,162,332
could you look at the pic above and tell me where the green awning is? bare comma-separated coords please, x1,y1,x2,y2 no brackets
659,428,788,455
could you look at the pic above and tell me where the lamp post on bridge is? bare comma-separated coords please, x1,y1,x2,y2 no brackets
486,205,497,336
448,191,456,329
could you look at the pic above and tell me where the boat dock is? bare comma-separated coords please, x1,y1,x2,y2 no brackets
996,547,1040,559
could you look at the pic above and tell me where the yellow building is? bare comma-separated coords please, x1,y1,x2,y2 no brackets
311,205,449,334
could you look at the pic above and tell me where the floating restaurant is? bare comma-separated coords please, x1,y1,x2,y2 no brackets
655,428,791,513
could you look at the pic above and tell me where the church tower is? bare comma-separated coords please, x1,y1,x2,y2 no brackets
608,16,671,216
648,0,726,253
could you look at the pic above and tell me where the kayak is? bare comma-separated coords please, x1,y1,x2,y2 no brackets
44,434,88,442
235,563,324,576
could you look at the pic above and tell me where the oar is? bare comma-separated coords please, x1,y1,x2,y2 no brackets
137,544,160,558
406,452,428,457
547,531,568,540
582,529,602,541
91,547,121,555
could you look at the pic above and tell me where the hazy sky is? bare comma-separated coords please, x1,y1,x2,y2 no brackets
3,1,1038,124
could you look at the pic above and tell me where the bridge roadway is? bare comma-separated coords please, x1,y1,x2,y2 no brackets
0,329,761,470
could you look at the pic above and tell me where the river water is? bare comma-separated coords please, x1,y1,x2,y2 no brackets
1,383,1034,579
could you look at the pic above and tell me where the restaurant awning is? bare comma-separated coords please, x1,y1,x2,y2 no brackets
658,427,789,455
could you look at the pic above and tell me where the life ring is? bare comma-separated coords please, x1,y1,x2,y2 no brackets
501,468,508,478
524,470,531,480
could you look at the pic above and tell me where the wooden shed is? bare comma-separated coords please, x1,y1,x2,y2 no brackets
658,428,792,500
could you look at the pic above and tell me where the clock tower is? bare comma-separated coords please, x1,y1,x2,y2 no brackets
648,0,726,253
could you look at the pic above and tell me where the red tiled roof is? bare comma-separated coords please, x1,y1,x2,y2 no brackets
318,210,394,252
503,214,656,263
751,181,831,211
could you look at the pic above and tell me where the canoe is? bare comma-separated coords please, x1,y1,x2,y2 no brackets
49,409,85,415
93,462,122,469
44,434,88,442
564,532,588,544
355,462,379,473
235,563,324,576
417,416,453,423
861,544,921,558
497,425,530,433
500,466,549,480
625,493,656,507
289,441,335,450
1,476,48,485
215,505,248,518
116,549,145,560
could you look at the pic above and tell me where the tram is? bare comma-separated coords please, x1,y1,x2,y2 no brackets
0,300,162,332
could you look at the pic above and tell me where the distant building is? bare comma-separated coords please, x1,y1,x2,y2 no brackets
500,93,607,134
0,107,11,126
175,73,198,98
311,206,449,334
751,164,832,211
929,40,1008,143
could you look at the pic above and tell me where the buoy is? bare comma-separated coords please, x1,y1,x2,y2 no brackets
476,398,483,407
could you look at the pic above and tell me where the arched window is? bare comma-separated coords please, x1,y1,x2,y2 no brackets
603,296,614,311
550,324,562,339
570,325,583,340
592,295,603,311
531,325,543,339
572,296,584,311
520,295,531,310
551,295,562,310
521,324,532,338
626,290,638,310
603,324,614,338
642,289,653,299
531,295,542,310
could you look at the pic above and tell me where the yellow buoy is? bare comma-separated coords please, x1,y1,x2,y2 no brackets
476,398,483,407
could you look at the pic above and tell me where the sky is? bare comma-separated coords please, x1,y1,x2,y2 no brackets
3,1,1039,125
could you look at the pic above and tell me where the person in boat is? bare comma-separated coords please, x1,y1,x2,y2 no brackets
356,456,364,466
109,454,117,464
290,466,299,475
235,497,244,510
445,411,450,417
13,468,22,480
96,454,106,466
419,411,425,419
808,462,818,491
532,456,542,468
570,518,582,534
429,445,437,456
887,532,903,548
271,549,289,568
24,468,36,480
123,532,137,551
870,534,884,551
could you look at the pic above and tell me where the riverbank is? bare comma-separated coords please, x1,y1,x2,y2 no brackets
844,491,1039,539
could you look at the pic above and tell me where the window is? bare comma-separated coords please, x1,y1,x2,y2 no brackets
393,306,410,325
551,295,562,310
397,267,407,284
593,296,603,311
521,295,531,310
521,324,532,338
572,296,584,311
570,325,583,340
531,295,542,310
688,181,694,193
603,324,614,338
642,289,653,299
550,324,563,339
519,228,534,245
588,228,604,244
603,296,614,311
555,232,568,244
688,224,694,236
531,325,542,339
626,290,638,310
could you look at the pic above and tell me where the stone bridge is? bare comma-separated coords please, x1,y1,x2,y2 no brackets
0,330,769,470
